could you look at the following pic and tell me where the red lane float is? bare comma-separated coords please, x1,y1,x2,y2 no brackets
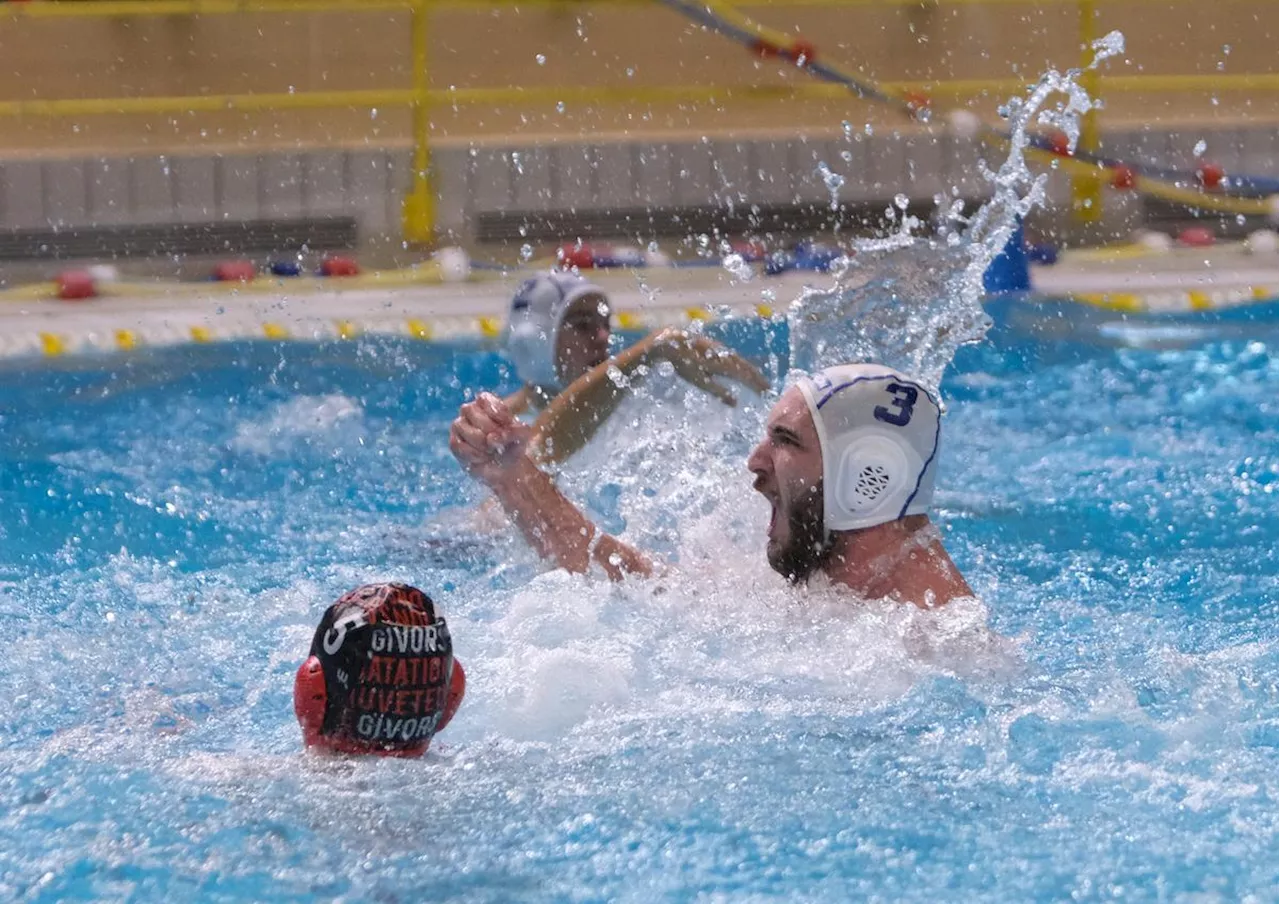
752,37,816,64
1195,161,1225,190
1045,130,1072,157
729,239,767,262
1177,226,1216,248
903,90,931,120
558,242,599,270
56,270,97,301
320,255,361,277
787,38,817,64
557,243,647,269
213,260,256,282
1110,165,1138,190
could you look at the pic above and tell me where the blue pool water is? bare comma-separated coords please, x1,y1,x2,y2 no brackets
0,309,1276,901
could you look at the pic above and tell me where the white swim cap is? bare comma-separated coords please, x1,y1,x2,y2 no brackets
796,363,942,532
504,272,610,390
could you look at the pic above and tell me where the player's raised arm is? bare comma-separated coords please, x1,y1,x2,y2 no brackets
450,392,652,580
529,327,769,464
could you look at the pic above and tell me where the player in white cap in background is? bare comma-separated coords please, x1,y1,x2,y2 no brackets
501,271,769,465
451,362,971,606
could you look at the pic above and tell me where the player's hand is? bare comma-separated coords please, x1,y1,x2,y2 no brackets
646,328,770,406
449,392,532,482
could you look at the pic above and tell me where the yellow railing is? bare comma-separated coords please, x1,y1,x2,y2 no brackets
2,0,1276,242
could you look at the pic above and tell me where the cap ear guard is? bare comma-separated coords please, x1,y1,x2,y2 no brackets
293,656,328,749
829,432,916,529
504,274,567,391
438,660,466,734
505,318,562,389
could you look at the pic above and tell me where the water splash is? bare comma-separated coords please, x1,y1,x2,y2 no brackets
230,394,364,456
788,32,1126,390
816,161,846,212
721,251,754,283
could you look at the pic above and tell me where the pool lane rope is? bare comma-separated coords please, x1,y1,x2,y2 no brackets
11,286,1276,359
11,306,714,359
658,0,1278,216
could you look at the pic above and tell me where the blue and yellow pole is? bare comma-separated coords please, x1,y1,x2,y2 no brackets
401,0,436,245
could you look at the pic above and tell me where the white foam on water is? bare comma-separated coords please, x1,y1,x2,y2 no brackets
417,387,1027,750
230,393,365,456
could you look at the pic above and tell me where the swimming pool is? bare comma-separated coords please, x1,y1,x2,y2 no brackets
0,307,1275,901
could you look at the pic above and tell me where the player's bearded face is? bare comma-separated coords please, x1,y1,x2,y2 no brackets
767,479,831,584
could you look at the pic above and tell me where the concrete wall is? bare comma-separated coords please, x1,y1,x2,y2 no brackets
0,151,405,235
1,125,1274,247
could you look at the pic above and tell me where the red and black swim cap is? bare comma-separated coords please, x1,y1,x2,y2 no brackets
293,582,466,757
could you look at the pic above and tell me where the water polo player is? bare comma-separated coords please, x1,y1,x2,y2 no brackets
502,271,769,464
294,582,466,756
451,363,971,605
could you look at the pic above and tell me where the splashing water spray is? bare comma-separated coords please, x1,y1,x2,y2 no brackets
787,32,1127,391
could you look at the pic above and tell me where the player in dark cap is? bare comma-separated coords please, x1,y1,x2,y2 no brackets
293,582,466,757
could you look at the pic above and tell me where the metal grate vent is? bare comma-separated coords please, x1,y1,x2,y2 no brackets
474,200,957,244
0,218,358,261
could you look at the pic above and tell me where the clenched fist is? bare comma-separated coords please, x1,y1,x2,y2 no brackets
449,392,533,483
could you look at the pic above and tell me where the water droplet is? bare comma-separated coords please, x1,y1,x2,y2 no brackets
535,54,547,66
520,243,534,262
556,101,566,114
1193,140,1207,157
816,162,846,212
722,253,753,282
